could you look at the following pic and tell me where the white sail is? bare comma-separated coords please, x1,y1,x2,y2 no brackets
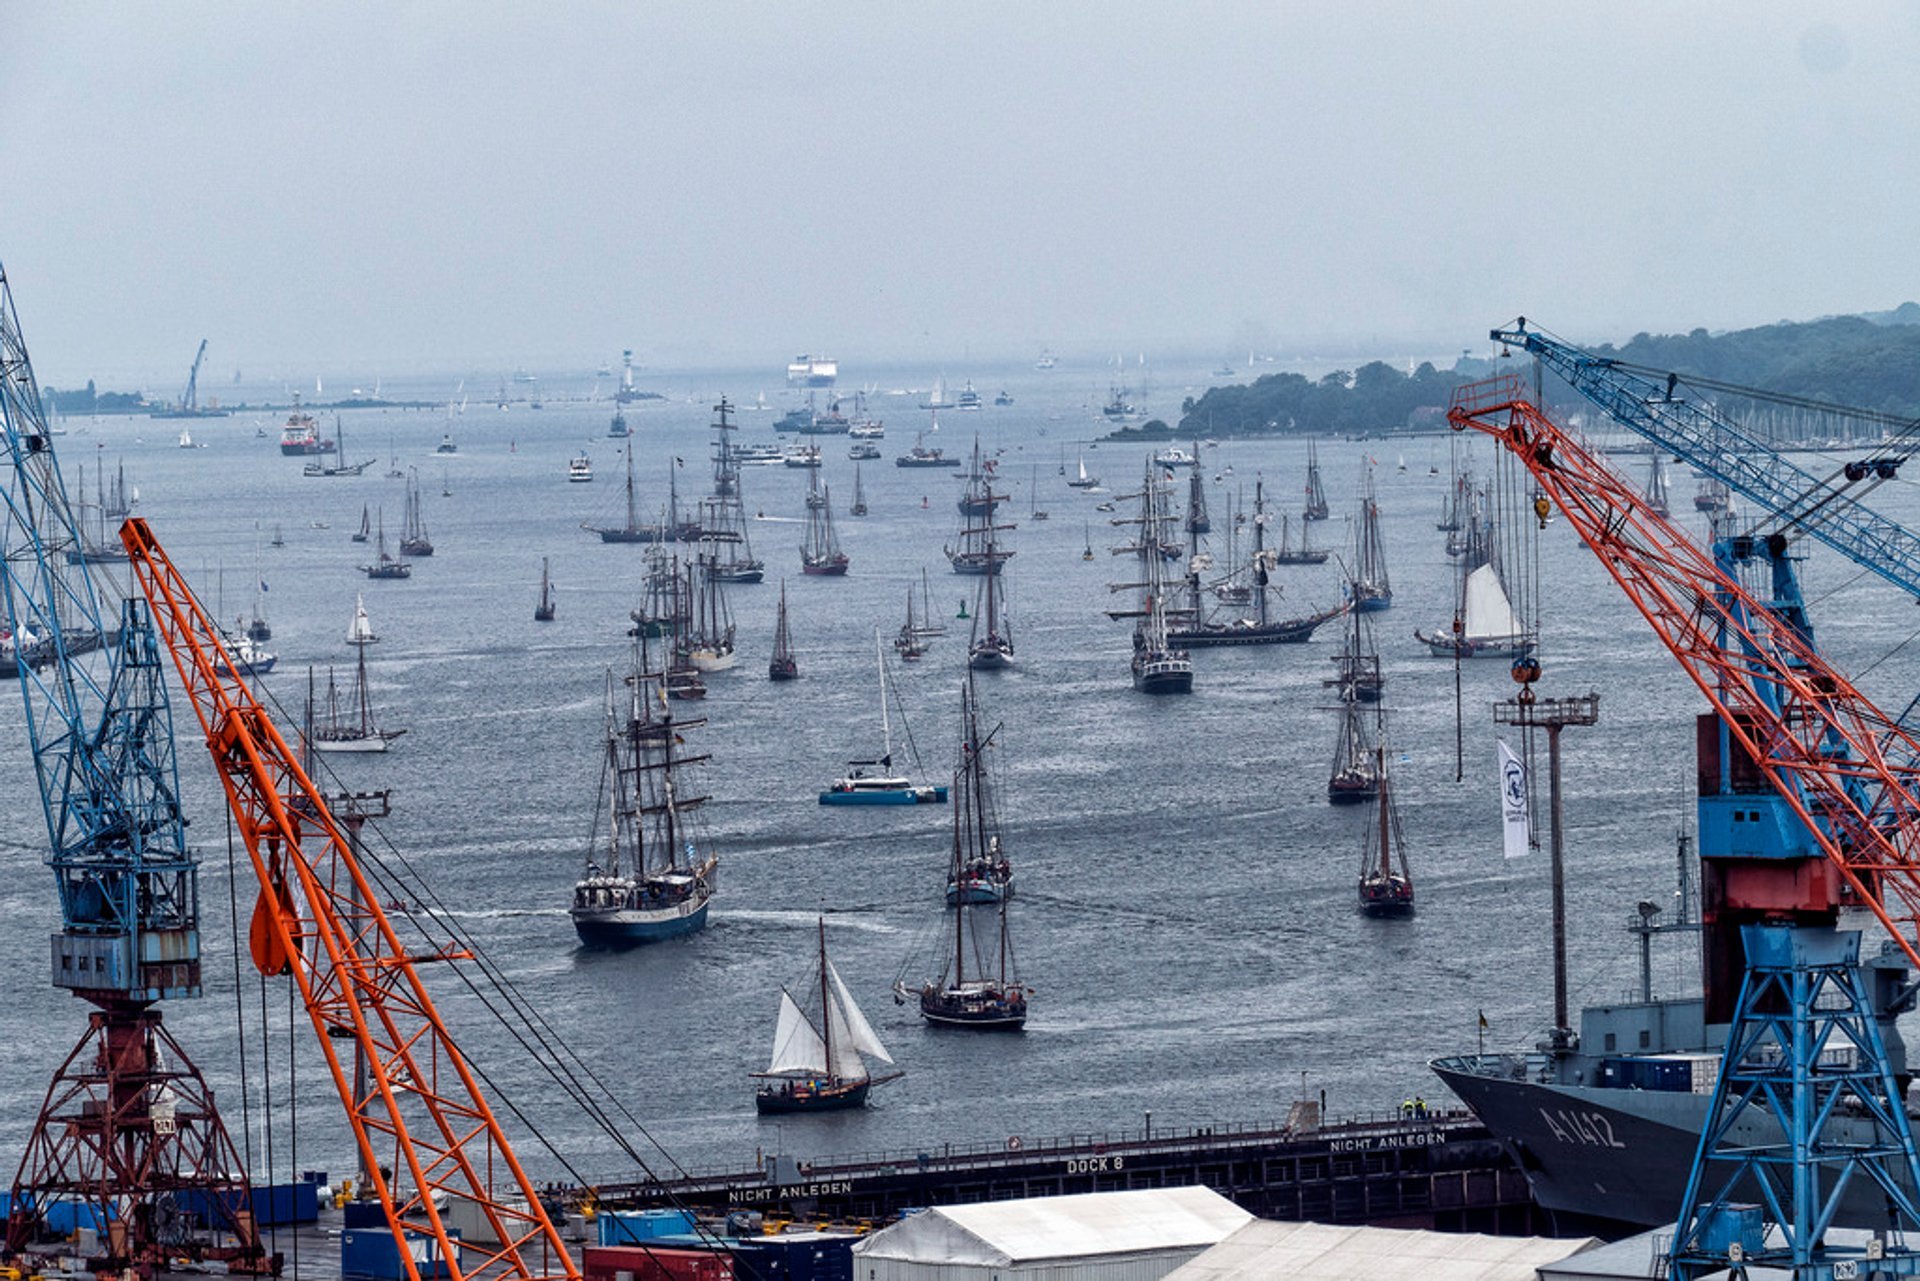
827,960,894,1065
1462,563,1521,642
347,593,378,645
824,995,869,1082
766,990,828,1075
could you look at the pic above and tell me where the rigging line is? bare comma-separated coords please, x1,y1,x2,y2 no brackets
255,950,277,1261
1851,620,1920,684
1609,358,1920,436
1801,563,1879,611
285,970,300,1280
225,801,257,1190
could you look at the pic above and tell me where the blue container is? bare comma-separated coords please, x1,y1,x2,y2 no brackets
342,1225,460,1281
733,1232,856,1281
179,1181,320,1228
598,1208,698,1245
0,1193,111,1234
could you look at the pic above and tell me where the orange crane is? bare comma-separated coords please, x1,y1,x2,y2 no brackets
1448,372,1920,1277
118,516,579,1281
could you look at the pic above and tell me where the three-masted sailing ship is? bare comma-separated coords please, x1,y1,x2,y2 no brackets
1349,471,1391,612
1108,464,1193,691
1170,474,1344,647
800,470,849,575
705,397,765,582
897,675,1030,1029
752,917,902,1113
585,445,701,544
946,440,1017,576
569,648,718,946
678,554,737,672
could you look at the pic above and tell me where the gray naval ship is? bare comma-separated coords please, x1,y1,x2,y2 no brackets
1431,835,1918,1234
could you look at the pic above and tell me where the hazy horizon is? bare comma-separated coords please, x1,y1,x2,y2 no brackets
4,4,1917,386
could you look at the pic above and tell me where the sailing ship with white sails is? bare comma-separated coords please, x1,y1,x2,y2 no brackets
1415,560,1535,659
569,647,718,946
752,917,902,1113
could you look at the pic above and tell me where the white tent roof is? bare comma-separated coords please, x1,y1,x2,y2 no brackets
1163,1221,1598,1281
854,1186,1252,1266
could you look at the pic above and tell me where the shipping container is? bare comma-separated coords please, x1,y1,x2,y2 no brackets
600,1208,698,1245
341,1222,461,1281
582,1244,735,1281
731,1230,856,1281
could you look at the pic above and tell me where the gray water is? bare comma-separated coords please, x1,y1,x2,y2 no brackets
4,356,1917,1194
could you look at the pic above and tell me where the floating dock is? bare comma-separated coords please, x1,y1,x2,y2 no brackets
589,1107,1539,1233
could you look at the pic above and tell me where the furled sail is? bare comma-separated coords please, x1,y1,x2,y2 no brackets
766,990,827,1074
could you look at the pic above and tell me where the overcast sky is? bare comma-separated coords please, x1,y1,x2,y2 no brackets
1,3,1915,383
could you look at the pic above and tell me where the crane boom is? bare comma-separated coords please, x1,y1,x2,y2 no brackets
1449,372,1920,1276
1493,319,1920,604
1448,374,1920,964
119,515,580,1281
181,338,207,413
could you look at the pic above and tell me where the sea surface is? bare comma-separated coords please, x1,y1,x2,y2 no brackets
5,355,1919,1194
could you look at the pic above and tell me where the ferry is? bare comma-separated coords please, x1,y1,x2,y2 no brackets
568,453,593,483
734,443,783,466
786,354,838,387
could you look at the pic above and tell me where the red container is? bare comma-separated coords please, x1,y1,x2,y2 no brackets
582,1244,734,1281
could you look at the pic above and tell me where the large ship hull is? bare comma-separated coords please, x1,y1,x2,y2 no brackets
571,896,711,947
1430,1056,1914,1231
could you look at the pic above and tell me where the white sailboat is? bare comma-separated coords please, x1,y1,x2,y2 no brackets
346,593,378,646
751,917,903,1112
1415,562,1534,658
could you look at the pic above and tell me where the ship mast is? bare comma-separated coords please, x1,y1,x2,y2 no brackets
818,915,834,1082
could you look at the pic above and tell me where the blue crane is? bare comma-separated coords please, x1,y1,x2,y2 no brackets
0,263,265,1273
1492,318,1920,605
179,337,208,413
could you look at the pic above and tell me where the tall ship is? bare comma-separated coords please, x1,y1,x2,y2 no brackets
897,675,1031,1029
1110,467,1192,694
704,397,764,581
1324,587,1384,703
1302,441,1331,521
678,554,737,672
768,580,798,681
752,917,902,1113
1168,475,1345,647
1348,471,1391,612
786,354,838,387
309,645,405,755
966,519,1014,670
584,447,701,544
1326,697,1379,804
799,472,849,575
359,510,410,580
400,468,434,557
569,651,718,947
1356,742,1413,916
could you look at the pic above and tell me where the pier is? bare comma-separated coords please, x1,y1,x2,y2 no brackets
589,1107,1539,1232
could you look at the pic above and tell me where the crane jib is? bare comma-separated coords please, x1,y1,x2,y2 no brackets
1493,320,1920,608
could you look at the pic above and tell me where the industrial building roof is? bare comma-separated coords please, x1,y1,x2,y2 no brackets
1162,1220,1600,1280
852,1186,1253,1266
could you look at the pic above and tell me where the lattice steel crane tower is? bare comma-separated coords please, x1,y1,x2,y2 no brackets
0,263,265,1272
1451,369,1920,1279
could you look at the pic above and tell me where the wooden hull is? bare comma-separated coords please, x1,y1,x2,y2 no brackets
754,1077,871,1114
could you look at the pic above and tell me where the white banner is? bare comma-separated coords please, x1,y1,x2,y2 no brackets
1499,739,1531,859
